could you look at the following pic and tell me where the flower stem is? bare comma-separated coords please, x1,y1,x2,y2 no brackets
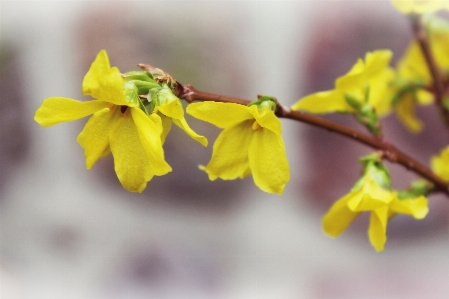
410,14,449,133
177,83,449,196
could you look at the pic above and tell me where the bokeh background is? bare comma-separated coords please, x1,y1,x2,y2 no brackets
1,1,449,298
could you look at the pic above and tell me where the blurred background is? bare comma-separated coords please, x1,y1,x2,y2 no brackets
1,1,449,298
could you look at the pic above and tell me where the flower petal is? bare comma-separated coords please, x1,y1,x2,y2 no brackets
431,145,449,181
368,207,389,252
156,92,184,120
396,95,424,133
108,110,156,192
34,97,108,127
248,105,282,135
322,192,360,237
131,108,172,176
248,128,289,194
187,102,253,128
159,113,172,144
82,50,131,107
291,90,351,114
202,121,253,180
389,195,429,219
173,117,208,146
77,106,120,169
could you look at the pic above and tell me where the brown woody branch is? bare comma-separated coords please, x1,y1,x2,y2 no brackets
410,14,449,131
177,83,449,196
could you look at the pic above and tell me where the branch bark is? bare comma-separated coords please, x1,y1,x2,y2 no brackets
177,83,449,196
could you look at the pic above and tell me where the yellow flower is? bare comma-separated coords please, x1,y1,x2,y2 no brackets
151,84,207,146
391,0,449,14
323,167,428,251
292,50,395,116
34,50,172,192
393,17,449,132
431,145,449,181
186,101,290,194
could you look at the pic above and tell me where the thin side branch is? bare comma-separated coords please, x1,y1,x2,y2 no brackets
177,83,449,196
411,14,449,131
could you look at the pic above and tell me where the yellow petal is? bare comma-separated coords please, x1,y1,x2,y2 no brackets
347,176,392,212
34,97,108,127
131,108,172,176
291,90,351,114
431,145,449,181
322,192,361,237
416,90,434,105
172,117,208,146
368,207,388,252
389,195,429,219
109,110,156,192
248,128,289,194
186,102,253,128
248,105,282,135
158,113,172,144
77,106,120,169
391,0,449,14
367,68,395,116
202,121,253,180
397,41,431,81
82,50,130,107
396,95,424,133
156,97,184,120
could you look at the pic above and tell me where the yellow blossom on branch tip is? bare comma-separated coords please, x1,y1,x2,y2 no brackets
391,0,449,14
292,50,395,116
186,101,289,195
34,50,172,192
323,161,429,252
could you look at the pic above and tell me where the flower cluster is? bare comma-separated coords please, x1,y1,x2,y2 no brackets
33,0,449,252
35,50,289,194
35,50,205,192
322,154,428,252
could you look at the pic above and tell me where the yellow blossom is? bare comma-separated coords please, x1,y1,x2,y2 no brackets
186,101,290,194
34,50,172,192
431,145,449,181
392,17,449,132
292,50,395,116
323,165,428,251
391,0,449,14
151,84,207,146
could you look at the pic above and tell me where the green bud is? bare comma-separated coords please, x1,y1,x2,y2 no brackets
155,84,180,106
128,80,160,95
358,152,392,190
344,93,362,111
123,71,156,83
248,95,277,112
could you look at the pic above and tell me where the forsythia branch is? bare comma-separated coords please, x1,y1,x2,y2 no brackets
178,83,449,197
410,14,449,132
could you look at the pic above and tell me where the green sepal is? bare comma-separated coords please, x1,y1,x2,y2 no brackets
248,95,277,112
155,84,181,106
122,81,140,107
344,93,362,111
127,80,160,95
123,71,156,83
397,179,434,199
148,86,162,114
354,152,392,191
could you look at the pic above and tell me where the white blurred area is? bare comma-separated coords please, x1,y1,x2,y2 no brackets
1,1,449,298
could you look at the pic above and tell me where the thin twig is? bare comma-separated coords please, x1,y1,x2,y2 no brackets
411,14,449,131
177,83,449,196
